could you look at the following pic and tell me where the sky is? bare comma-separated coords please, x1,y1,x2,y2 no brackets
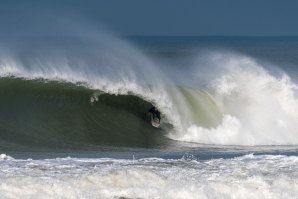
1,0,298,36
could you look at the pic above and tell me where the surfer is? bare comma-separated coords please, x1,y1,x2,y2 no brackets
148,106,161,123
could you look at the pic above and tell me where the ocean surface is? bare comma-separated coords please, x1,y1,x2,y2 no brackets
1,36,298,198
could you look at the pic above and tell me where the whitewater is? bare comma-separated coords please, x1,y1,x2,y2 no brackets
1,154,298,199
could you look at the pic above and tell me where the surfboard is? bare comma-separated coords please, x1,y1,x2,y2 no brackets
151,116,160,128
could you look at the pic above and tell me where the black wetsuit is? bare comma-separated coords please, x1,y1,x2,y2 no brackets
148,107,161,121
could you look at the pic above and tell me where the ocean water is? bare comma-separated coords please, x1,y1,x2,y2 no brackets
1,36,298,198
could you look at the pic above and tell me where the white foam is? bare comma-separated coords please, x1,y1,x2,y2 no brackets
0,154,14,161
173,52,298,145
1,155,298,199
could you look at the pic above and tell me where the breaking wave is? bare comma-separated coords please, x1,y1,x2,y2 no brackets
1,31,298,147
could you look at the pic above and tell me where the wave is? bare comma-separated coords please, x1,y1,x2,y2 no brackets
1,32,298,147
0,76,223,150
0,78,178,150
0,31,185,150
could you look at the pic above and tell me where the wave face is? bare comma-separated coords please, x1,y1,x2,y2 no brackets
0,78,177,150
